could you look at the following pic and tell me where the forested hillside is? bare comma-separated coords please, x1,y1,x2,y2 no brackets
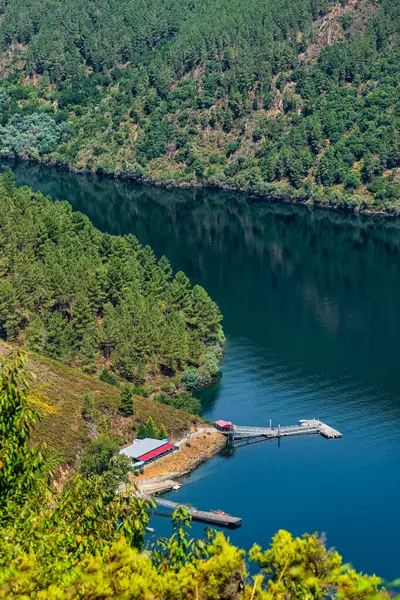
0,0,399,212
0,172,223,385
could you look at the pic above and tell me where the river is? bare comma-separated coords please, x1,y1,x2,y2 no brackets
2,160,400,580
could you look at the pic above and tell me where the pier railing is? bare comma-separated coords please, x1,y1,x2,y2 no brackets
227,419,342,442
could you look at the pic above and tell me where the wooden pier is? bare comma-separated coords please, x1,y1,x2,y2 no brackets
135,488,242,529
154,497,242,529
223,418,342,445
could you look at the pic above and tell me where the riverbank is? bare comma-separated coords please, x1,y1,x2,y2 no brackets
2,154,399,218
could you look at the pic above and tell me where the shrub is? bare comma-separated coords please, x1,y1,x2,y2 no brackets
0,112,68,156
133,384,145,395
344,173,361,191
82,393,97,421
181,368,203,390
155,391,201,415
99,369,120,387
160,380,177,395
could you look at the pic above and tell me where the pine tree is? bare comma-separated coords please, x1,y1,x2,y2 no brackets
86,267,107,312
158,255,173,289
2,169,16,197
161,312,188,371
43,311,71,363
188,335,205,367
101,302,120,359
119,384,134,416
79,335,99,373
140,245,163,298
34,222,50,261
99,369,120,387
113,340,139,380
187,285,222,343
144,416,159,439
26,314,46,354
133,320,155,358
137,422,148,439
0,280,18,340
166,271,192,313
105,257,125,305
72,294,96,350
123,259,142,297
158,424,168,440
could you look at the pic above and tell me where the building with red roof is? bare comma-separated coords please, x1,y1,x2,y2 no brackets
215,419,233,431
137,442,175,462
119,437,177,465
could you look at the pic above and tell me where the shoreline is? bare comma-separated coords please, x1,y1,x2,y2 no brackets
1,153,399,219
134,428,226,495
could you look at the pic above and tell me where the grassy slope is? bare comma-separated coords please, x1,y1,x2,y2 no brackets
0,342,202,465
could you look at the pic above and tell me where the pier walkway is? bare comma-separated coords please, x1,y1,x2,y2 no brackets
225,419,342,442
154,496,242,528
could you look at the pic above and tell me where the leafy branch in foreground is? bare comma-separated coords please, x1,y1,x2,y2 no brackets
0,353,48,514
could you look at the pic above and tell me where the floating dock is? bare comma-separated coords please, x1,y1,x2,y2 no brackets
137,491,242,528
304,419,342,439
222,418,342,444
155,497,242,529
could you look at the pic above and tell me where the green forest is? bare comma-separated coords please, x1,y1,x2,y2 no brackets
0,0,399,211
0,172,223,385
0,354,391,599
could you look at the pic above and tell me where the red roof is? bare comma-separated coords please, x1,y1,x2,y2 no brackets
138,442,175,462
215,420,233,429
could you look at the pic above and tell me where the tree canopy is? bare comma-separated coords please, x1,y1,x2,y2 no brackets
0,172,223,384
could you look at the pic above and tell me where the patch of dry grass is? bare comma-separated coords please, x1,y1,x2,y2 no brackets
0,342,202,465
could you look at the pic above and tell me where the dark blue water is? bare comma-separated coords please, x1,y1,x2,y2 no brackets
2,160,400,580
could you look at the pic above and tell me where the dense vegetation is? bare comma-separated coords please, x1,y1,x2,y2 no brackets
0,0,399,212
0,172,223,386
0,354,390,599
